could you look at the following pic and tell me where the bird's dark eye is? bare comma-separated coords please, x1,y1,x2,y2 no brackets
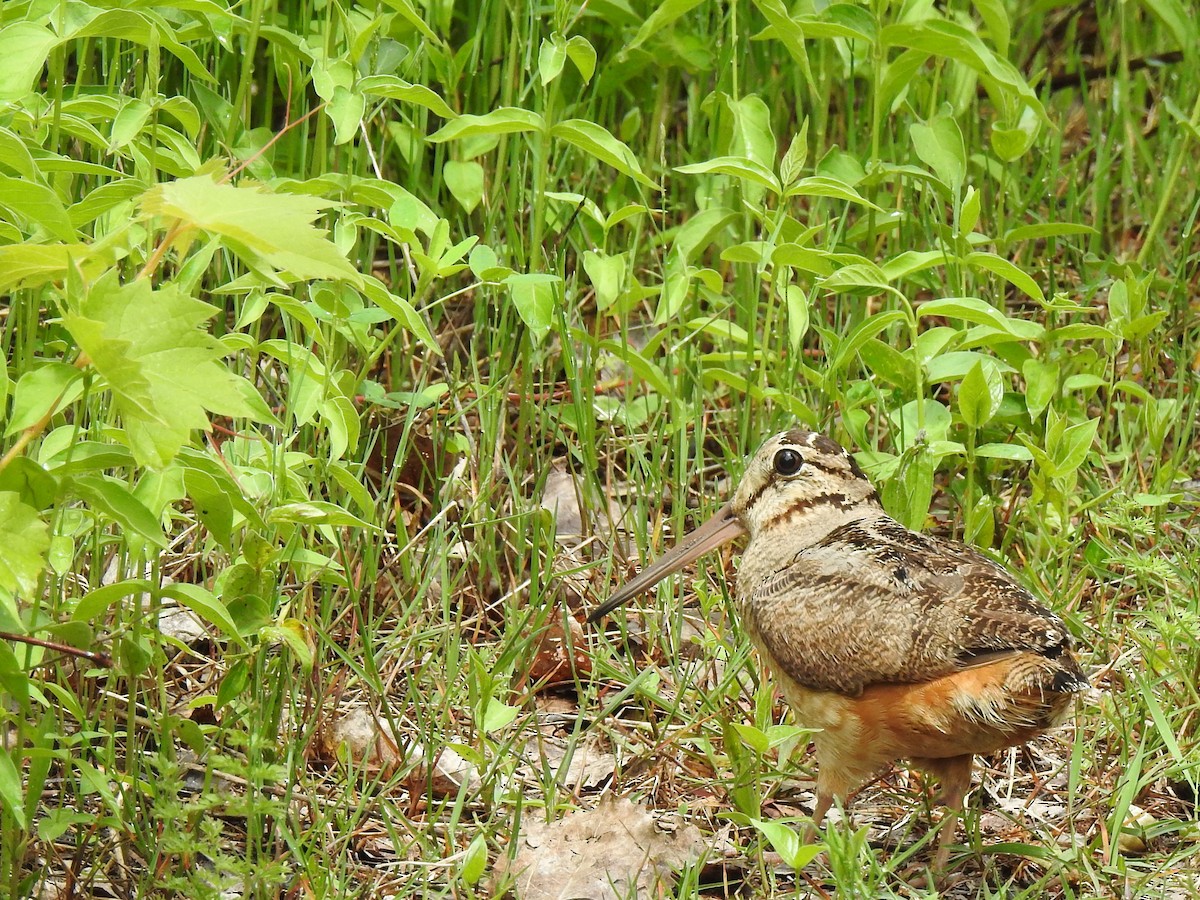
773,448,804,477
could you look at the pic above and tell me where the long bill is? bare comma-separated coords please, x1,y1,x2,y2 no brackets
588,501,746,622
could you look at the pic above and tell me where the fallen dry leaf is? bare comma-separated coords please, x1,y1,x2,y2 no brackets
494,794,707,899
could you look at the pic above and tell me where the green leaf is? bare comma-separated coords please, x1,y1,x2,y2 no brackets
443,160,484,213
64,274,265,469
163,583,242,643
378,0,443,44
1001,222,1097,243
0,176,76,241
360,278,440,353
958,360,1000,428
779,120,810,186
882,20,1045,121
141,174,362,285
676,155,780,194
551,120,659,189
427,108,545,142
582,251,627,310
269,502,376,529
785,174,881,208
4,363,84,436
504,273,561,341
565,36,597,83
966,251,1045,304
910,113,965,192
0,22,57,102
184,469,235,550
625,0,707,55
749,818,824,870
917,297,1044,340
730,722,770,754
0,493,50,597
782,284,810,351
481,698,519,732
975,442,1034,461
0,748,26,829
538,35,567,84
461,833,488,885
327,86,365,145
68,475,167,547
357,75,456,118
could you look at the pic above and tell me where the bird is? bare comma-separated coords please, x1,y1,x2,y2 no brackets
589,428,1088,873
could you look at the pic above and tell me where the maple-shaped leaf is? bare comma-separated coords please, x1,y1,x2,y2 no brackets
64,271,270,468
0,492,51,600
141,174,362,285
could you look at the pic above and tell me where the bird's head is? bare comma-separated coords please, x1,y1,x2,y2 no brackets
588,429,879,622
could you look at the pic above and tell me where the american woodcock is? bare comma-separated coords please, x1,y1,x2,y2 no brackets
589,428,1088,871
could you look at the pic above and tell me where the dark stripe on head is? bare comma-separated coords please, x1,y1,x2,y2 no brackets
763,492,855,530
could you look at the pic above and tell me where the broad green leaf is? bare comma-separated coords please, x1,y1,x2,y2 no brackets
730,722,770,754
926,351,1015,384
71,580,154,623
378,0,442,44
967,252,1045,304
357,75,456,118
975,442,1033,461
827,310,909,374
779,120,809,187
676,156,780,194
327,87,365,145
481,698,519,732
538,35,566,84
0,127,38,180
68,475,166,547
163,583,241,644
443,160,484,213
0,748,26,829
461,833,488,885
625,0,706,55
721,94,776,169
64,274,265,469
108,98,152,152
581,250,627,310
784,175,881,208
565,36,597,83
782,284,810,351
184,469,235,549
958,359,1001,428
1001,222,1097,243
794,4,877,41
0,176,76,241
910,113,965,192
880,250,945,281
1052,417,1099,477
1022,357,1060,422
4,364,84,437
0,493,50,596
141,174,362,284
749,818,825,870
0,22,57,102
917,297,1044,340
427,108,545,142
504,273,561,341
772,244,836,277
991,104,1041,161
750,0,813,70
551,120,658,189
269,501,376,528
671,207,738,262
882,20,1045,121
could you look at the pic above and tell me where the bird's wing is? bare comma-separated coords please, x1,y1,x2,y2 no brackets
743,517,1083,696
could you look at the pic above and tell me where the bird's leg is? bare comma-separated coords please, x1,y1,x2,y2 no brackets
805,789,834,842
915,754,975,871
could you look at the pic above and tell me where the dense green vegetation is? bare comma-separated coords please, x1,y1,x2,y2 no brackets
0,0,1197,896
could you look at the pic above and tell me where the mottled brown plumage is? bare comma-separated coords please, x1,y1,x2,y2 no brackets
590,428,1087,873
